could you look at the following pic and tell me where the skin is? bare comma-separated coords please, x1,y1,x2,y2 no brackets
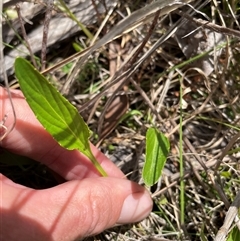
0,87,153,241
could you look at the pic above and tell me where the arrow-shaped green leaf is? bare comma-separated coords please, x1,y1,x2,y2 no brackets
143,127,170,186
14,57,107,176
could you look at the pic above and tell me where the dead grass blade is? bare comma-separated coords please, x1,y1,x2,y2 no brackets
77,9,192,116
97,9,161,140
215,191,240,241
15,3,37,68
180,13,240,39
98,94,129,141
62,0,194,95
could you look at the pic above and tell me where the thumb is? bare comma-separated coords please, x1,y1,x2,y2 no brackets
1,174,152,241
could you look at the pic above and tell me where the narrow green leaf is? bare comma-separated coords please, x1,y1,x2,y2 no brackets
143,127,170,186
14,57,107,176
227,226,240,241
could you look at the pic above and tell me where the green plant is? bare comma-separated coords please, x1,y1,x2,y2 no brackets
57,0,93,40
143,127,170,186
227,226,240,241
14,57,107,176
14,57,170,185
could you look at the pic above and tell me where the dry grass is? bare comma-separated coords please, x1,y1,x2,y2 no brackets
1,0,240,240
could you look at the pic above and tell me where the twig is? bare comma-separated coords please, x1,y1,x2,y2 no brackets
91,0,102,23
41,0,53,71
178,11,240,39
16,3,38,68
98,9,162,131
77,5,190,115
63,0,193,95
40,0,192,77
214,132,240,171
215,191,240,241
90,2,117,46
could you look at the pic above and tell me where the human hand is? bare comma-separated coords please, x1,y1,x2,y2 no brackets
0,87,152,241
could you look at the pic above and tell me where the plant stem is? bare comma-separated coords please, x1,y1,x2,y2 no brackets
87,149,108,177
58,0,93,40
179,77,185,226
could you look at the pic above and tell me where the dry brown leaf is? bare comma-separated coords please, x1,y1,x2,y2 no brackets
98,94,129,140
98,42,129,140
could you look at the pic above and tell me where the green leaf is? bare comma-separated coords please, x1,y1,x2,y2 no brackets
143,127,170,186
14,57,107,176
227,226,240,241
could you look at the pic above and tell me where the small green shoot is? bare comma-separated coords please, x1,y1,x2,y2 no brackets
57,0,93,40
143,127,170,186
14,57,107,177
179,77,185,225
72,42,84,52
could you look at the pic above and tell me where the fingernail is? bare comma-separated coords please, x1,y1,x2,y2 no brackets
117,190,153,224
